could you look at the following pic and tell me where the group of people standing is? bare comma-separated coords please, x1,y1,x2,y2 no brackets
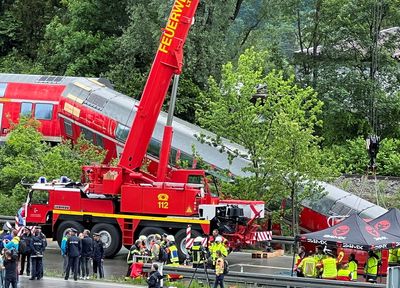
294,245,384,283
0,223,46,288
126,229,229,288
61,228,105,281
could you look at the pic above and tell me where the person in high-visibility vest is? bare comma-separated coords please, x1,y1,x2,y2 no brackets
337,263,351,281
125,240,142,280
320,251,338,280
298,252,317,278
314,245,326,278
210,236,228,268
364,250,379,283
388,248,398,266
348,253,358,281
165,235,179,266
190,237,207,268
294,246,306,277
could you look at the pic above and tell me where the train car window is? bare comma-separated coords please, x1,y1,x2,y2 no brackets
148,138,161,158
20,102,33,116
64,120,73,137
35,103,53,120
115,123,129,143
95,134,104,148
0,83,6,97
81,127,94,142
188,175,202,184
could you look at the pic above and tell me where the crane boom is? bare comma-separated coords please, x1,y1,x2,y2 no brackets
119,0,199,170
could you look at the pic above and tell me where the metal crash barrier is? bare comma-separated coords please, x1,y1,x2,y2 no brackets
143,264,385,288
387,266,400,288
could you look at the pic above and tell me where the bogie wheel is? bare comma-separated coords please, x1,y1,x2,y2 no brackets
175,228,201,262
92,223,122,258
138,227,166,248
56,221,84,248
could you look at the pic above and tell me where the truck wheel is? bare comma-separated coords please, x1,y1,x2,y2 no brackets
56,221,84,248
92,223,122,258
175,228,201,261
138,227,166,247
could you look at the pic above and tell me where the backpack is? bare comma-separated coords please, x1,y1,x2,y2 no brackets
223,259,229,275
158,244,168,262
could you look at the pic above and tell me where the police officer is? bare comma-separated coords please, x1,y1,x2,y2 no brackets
80,229,93,280
92,233,104,279
29,226,45,280
64,228,81,281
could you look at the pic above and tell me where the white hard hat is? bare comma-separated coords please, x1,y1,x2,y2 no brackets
194,236,203,242
166,235,175,242
3,222,12,231
215,236,222,242
139,235,147,241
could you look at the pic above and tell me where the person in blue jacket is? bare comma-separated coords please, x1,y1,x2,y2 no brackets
60,229,71,276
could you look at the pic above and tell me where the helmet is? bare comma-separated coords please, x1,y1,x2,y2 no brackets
139,235,147,241
166,235,175,242
3,222,12,231
194,236,203,242
215,236,222,242
154,234,161,240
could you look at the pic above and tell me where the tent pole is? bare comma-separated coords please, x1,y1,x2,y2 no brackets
291,238,297,277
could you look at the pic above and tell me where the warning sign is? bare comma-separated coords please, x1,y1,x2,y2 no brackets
186,206,193,213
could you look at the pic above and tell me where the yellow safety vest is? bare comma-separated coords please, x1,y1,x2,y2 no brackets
389,249,398,264
191,244,204,265
348,260,358,281
321,257,338,279
210,242,228,262
299,256,317,278
364,256,378,276
168,245,179,266
337,268,351,279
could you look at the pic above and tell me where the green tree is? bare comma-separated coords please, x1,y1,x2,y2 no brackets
0,117,105,215
197,48,335,235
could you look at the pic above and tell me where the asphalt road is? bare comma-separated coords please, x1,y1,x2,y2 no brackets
39,241,292,279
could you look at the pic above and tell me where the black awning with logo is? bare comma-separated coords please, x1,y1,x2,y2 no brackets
369,208,400,238
299,214,400,251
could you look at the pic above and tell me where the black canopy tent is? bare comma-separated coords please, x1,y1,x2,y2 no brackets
369,208,400,238
298,214,400,251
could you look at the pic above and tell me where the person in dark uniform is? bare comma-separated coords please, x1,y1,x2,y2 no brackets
64,228,81,281
19,227,33,276
80,229,93,280
3,249,18,288
29,226,45,280
92,233,104,279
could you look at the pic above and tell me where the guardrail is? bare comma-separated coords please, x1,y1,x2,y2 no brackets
0,215,15,225
144,264,385,288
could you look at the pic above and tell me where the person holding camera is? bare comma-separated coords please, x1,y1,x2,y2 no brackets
190,236,208,268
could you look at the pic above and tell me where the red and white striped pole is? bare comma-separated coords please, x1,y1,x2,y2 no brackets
185,224,192,249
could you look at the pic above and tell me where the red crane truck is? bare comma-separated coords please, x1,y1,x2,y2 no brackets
24,0,265,259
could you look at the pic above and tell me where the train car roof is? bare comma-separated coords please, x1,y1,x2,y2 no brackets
303,182,387,219
0,73,78,85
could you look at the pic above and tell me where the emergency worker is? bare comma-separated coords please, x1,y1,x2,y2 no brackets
64,228,81,281
92,233,104,279
348,253,358,281
35,226,47,279
209,229,228,248
388,248,398,266
294,246,306,277
19,227,33,276
314,245,325,277
126,240,142,280
60,229,71,276
160,233,168,249
165,235,179,266
150,234,164,287
29,226,45,280
336,263,351,281
320,251,337,280
80,229,93,280
210,236,227,268
297,252,317,278
364,250,379,283
138,235,149,255
190,236,206,268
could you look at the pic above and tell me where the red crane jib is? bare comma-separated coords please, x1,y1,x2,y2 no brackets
119,0,199,170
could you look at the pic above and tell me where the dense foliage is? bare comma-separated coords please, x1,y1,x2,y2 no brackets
0,1,399,217
0,118,105,215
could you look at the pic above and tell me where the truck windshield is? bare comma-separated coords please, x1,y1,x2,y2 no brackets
28,190,49,205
